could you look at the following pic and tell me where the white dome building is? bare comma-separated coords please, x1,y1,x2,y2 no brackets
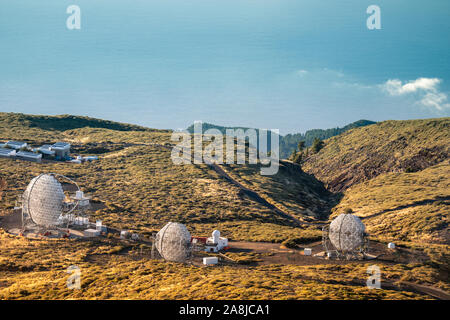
212,230,220,243
23,174,65,227
155,222,192,262
205,229,229,253
329,213,366,253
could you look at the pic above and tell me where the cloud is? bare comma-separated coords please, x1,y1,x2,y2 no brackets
382,77,449,111
383,78,441,95
295,69,308,76
420,92,450,111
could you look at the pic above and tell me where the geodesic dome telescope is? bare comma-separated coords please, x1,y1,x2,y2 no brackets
322,213,369,260
21,173,85,229
23,174,65,227
153,222,192,263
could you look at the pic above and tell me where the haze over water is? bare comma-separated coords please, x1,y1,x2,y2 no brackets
1,0,449,134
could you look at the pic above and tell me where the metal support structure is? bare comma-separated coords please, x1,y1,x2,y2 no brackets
20,173,91,234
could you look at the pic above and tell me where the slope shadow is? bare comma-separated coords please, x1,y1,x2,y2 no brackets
360,196,450,220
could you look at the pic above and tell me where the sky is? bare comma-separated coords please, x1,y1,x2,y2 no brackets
0,0,449,134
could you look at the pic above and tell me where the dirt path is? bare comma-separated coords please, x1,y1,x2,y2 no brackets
396,281,450,300
227,241,449,300
208,163,309,227
146,142,310,227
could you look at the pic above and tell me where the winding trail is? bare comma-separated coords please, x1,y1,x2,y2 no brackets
148,142,313,227
208,162,307,226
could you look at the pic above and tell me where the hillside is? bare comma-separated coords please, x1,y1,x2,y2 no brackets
303,118,450,192
0,112,163,134
280,120,376,158
0,113,448,300
299,118,450,245
0,113,331,243
331,160,449,244
187,120,376,159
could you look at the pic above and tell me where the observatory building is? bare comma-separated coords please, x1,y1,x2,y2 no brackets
36,145,56,157
16,151,42,162
4,141,27,150
205,230,229,253
153,222,192,263
71,191,91,209
323,213,368,260
21,173,94,234
50,142,71,160
0,148,16,158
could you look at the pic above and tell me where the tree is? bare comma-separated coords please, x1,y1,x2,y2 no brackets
292,152,303,164
289,149,297,161
312,138,324,153
297,140,305,152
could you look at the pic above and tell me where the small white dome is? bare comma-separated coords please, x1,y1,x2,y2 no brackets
212,230,220,243
329,214,365,253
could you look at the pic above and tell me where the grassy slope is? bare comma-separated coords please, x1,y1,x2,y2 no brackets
331,161,449,244
303,118,449,192
0,231,436,300
301,118,449,244
223,161,336,221
280,119,376,158
0,113,448,299
0,113,328,242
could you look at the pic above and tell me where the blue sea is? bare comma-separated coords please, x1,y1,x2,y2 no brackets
1,0,449,133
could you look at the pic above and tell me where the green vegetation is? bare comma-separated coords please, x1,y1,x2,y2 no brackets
288,140,305,164
187,119,376,159
280,119,376,158
311,138,325,153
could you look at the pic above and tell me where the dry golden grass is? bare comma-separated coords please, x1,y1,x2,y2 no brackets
0,231,435,300
0,114,333,243
0,113,448,300
332,161,449,243
303,118,449,192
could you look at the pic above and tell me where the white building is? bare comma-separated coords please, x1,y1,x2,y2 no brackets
203,257,218,265
36,145,56,157
72,190,90,208
0,148,16,158
84,229,101,237
16,151,42,162
205,230,228,253
5,141,27,150
51,142,71,160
